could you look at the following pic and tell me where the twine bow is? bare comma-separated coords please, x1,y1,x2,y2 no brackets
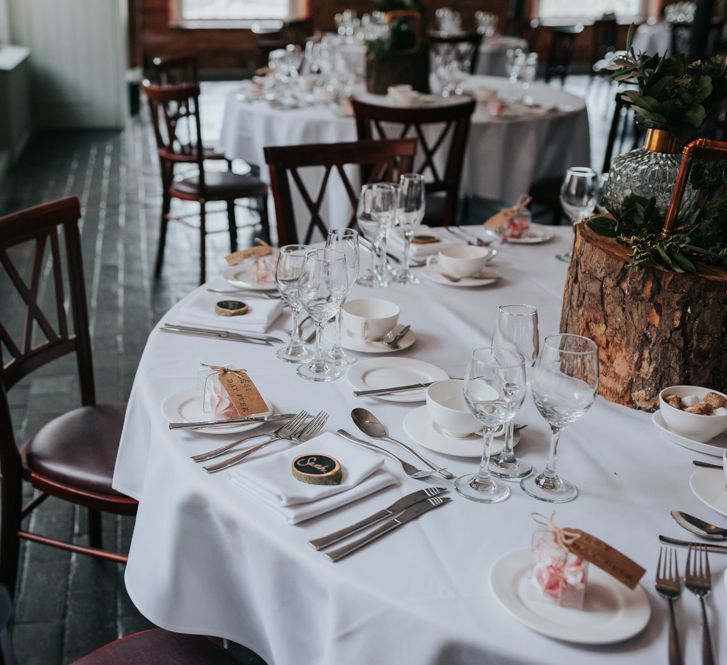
200,363,248,398
531,512,580,551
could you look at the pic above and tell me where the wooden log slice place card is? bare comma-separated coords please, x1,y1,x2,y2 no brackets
292,455,343,485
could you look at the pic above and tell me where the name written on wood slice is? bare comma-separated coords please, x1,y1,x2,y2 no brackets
292,455,343,485
564,528,646,590
217,369,267,417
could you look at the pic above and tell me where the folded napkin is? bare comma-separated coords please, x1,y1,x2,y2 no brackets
388,225,454,261
173,288,283,334
228,432,398,524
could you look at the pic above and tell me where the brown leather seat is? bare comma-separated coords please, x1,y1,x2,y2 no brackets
170,171,268,200
72,629,242,665
23,404,127,497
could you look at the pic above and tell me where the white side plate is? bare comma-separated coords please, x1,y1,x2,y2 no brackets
347,358,448,403
689,468,727,517
652,410,727,458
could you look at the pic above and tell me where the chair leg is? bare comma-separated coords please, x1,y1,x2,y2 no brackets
199,202,207,285
154,190,172,279
88,508,102,549
258,195,271,245
226,201,238,253
0,475,22,596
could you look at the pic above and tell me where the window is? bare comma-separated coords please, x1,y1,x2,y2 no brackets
180,0,291,21
537,0,644,20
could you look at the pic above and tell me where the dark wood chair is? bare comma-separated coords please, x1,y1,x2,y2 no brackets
427,31,483,74
0,585,242,665
143,81,270,283
351,98,476,227
264,138,416,245
590,18,619,76
253,17,315,69
0,197,137,597
544,25,584,86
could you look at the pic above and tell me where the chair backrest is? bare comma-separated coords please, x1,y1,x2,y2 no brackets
602,92,642,173
148,55,200,86
351,98,476,226
428,31,482,74
264,138,417,245
142,81,206,184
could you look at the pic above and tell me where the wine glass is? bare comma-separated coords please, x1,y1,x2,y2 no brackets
325,228,360,366
394,174,425,284
297,249,349,382
275,245,312,364
557,167,599,262
456,347,526,504
491,304,539,480
521,333,599,503
355,183,397,287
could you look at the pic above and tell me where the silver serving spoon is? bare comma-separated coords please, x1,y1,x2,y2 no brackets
671,510,727,540
351,408,454,480
383,324,411,348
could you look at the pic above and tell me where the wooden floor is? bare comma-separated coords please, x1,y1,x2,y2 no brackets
0,75,615,664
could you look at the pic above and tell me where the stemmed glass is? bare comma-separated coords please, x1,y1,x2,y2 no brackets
557,167,599,263
325,228,360,366
521,333,599,503
356,183,397,287
275,245,312,364
490,304,539,480
456,347,526,504
394,174,425,284
297,249,349,382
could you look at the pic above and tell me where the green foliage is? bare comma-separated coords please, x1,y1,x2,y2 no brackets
606,42,727,142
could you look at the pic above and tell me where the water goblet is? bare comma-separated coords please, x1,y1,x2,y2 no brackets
297,249,349,382
490,304,539,480
455,347,527,504
557,167,599,262
521,333,599,503
356,183,397,287
275,244,312,364
325,228,360,365
394,174,425,284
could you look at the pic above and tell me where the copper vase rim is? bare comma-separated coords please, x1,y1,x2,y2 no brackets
644,129,680,154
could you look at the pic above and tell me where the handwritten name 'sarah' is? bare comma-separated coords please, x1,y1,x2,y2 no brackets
295,456,332,474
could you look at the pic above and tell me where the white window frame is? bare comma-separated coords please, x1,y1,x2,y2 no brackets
535,0,648,22
174,0,305,24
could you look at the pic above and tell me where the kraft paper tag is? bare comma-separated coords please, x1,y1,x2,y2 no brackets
564,528,646,590
217,370,267,417
225,245,274,266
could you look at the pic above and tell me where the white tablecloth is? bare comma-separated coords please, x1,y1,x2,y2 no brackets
476,36,529,77
632,22,672,56
217,76,590,241
114,228,723,665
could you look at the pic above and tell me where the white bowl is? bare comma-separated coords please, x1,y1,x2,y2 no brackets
659,385,727,442
426,245,495,278
426,379,481,438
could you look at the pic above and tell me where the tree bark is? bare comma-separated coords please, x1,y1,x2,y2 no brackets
560,224,727,411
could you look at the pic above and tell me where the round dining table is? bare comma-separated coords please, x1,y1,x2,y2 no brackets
217,76,590,241
114,228,722,665
475,35,529,77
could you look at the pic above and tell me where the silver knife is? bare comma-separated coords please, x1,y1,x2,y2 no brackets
161,323,282,344
309,487,448,551
169,413,297,430
160,326,272,346
354,381,436,397
325,496,452,562
693,460,722,469
659,535,727,554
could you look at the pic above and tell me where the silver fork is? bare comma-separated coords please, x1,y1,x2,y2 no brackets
203,411,308,472
655,546,683,665
685,544,715,665
191,413,307,463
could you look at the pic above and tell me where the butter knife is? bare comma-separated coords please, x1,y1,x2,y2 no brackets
309,487,448,551
325,496,452,562
693,460,722,469
169,413,297,430
161,323,282,344
659,535,727,554
354,381,437,397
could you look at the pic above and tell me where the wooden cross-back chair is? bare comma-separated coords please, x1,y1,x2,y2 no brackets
351,98,476,227
264,138,417,245
427,31,483,75
0,197,137,597
143,81,270,283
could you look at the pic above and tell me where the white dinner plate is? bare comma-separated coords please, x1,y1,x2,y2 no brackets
420,262,499,288
505,223,555,245
222,263,277,291
403,405,516,457
347,358,449,403
323,323,416,353
489,549,651,644
652,410,727,458
689,468,727,517
161,389,273,435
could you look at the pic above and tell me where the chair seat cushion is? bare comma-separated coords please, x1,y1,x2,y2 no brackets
171,172,268,200
71,629,241,665
24,404,127,497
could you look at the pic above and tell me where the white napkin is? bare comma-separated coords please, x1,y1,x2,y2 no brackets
172,288,284,334
388,225,454,261
228,432,398,524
